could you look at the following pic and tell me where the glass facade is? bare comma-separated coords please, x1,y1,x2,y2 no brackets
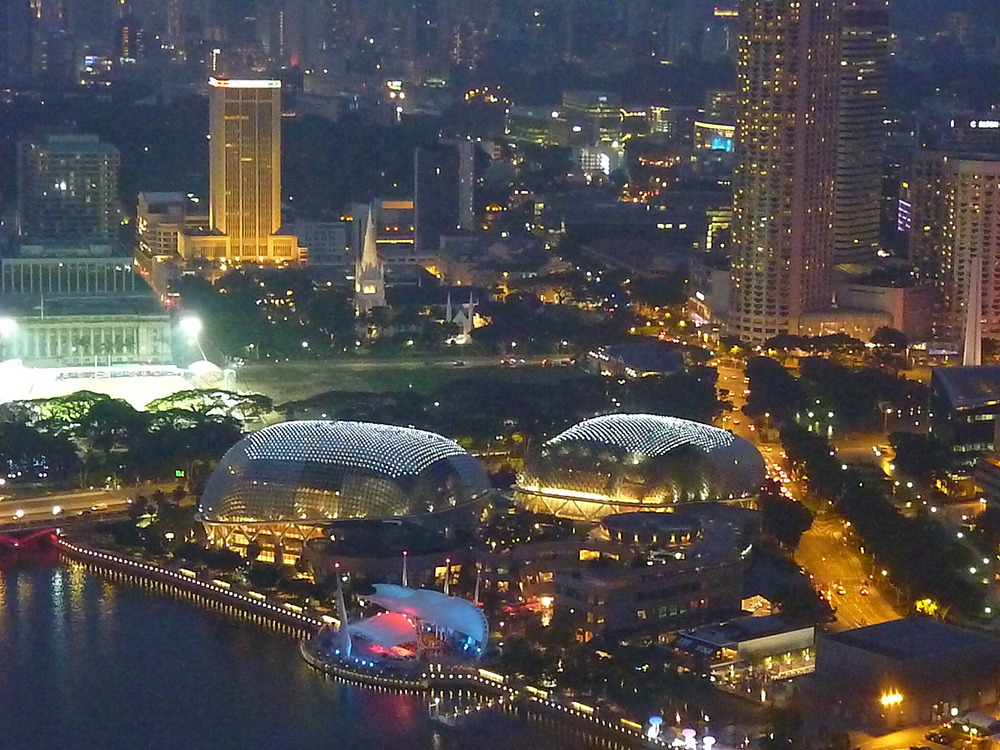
517,414,765,521
199,420,491,526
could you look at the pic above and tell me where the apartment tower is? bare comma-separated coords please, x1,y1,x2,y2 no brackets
729,0,840,342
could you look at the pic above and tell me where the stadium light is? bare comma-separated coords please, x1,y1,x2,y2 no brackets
0,317,16,337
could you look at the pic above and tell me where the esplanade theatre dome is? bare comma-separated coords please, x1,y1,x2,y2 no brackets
198,420,491,562
515,414,765,521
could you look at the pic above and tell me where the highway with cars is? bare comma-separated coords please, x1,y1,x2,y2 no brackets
0,484,167,528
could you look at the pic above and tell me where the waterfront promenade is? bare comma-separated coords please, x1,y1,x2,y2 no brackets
55,538,737,750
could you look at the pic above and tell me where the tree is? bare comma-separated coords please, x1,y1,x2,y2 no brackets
871,326,907,349
758,484,814,549
889,432,950,482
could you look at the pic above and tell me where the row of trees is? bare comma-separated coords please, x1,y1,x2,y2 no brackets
779,423,985,617
0,390,263,490
283,366,722,455
744,355,927,435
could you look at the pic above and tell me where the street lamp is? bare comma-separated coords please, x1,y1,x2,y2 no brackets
179,315,206,361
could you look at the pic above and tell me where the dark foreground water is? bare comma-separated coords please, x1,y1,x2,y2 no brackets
0,559,602,750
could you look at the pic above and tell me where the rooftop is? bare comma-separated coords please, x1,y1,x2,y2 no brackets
0,294,167,319
932,366,1000,410
680,615,807,650
822,616,1000,662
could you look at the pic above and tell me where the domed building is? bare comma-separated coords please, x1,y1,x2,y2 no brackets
516,414,765,521
198,420,491,563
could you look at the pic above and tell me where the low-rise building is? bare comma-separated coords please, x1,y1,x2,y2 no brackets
0,294,173,367
930,366,1000,478
814,617,1000,731
673,615,814,677
552,509,751,642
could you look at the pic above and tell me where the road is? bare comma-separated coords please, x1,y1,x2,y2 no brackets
795,516,899,630
0,484,167,527
851,726,945,750
715,362,900,631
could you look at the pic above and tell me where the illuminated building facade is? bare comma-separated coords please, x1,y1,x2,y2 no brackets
198,420,491,563
910,152,1000,343
183,78,300,265
835,0,890,263
516,414,766,521
729,0,839,342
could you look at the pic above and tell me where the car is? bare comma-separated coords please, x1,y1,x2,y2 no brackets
834,584,847,595
859,586,870,596
450,360,466,367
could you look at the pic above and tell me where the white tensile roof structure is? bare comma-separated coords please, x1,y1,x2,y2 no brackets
360,583,489,647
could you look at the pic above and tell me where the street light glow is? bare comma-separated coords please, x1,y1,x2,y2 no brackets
0,317,16,337
180,316,203,337
879,690,903,707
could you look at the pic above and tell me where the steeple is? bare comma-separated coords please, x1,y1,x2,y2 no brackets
354,207,385,315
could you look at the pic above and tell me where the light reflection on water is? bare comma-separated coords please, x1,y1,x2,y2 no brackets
0,561,607,750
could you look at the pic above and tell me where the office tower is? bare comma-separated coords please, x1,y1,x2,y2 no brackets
414,141,475,254
834,0,890,264
17,134,121,240
910,152,1000,343
728,0,840,342
200,77,298,263
115,11,144,62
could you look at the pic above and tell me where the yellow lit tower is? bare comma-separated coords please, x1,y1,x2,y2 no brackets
729,0,840,342
205,77,299,264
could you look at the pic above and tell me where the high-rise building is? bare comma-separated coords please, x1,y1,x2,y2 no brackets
186,77,299,264
728,0,840,342
910,151,1000,343
16,134,121,240
414,141,475,254
834,0,890,264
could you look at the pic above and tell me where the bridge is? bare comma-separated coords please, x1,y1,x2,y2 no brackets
0,526,58,551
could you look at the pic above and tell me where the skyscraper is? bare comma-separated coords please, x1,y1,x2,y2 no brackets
414,141,475,255
729,0,840,342
910,152,1000,344
199,77,299,263
834,0,890,264
17,134,121,240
